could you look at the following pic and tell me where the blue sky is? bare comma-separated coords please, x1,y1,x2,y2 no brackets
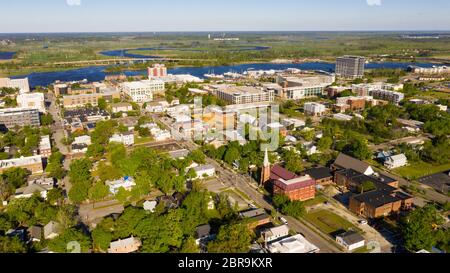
1,0,450,33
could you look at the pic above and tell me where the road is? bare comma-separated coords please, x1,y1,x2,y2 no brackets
46,92,72,192
155,114,342,253
369,135,430,151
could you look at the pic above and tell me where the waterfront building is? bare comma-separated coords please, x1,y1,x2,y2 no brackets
336,56,365,79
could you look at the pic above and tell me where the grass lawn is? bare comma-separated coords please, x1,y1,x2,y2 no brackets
305,209,357,236
393,161,450,180
352,246,370,253
134,136,154,145
303,195,327,208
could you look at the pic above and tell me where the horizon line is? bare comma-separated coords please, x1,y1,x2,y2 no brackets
1,30,450,35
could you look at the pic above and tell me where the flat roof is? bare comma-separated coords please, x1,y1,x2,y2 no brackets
215,85,267,96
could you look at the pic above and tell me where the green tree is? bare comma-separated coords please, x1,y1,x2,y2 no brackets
68,180,90,204
41,113,54,126
47,188,64,205
272,194,290,209
1,167,30,189
91,227,112,252
88,183,110,202
402,205,443,252
224,147,240,165
0,236,27,253
281,201,305,219
97,98,107,111
189,149,206,164
318,136,333,151
47,228,92,253
207,223,252,253
358,181,376,193
179,236,200,253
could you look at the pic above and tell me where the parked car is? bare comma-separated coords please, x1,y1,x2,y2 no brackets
358,219,368,225
280,217,288,225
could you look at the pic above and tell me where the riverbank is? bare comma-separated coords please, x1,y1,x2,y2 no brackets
9,61,440,89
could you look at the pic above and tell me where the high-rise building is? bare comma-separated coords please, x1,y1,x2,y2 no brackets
148,64,168,78
336,56,365,79
0,108,40,130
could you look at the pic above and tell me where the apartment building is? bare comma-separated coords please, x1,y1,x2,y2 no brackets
0,77,30,93
120,80,165,103
336,56,365,79
62,93,101,108
276,73,335,100
0,155,43,174
148,64,168,78
211,84,274,105
369,89,405,105
17,93,46,113
304,102,327,116
0,107,40,130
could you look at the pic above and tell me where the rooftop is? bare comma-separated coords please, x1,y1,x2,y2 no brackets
268,234,319,253
353,190,401,208
0,155,42,169
337,230,365,245
305,167,333,180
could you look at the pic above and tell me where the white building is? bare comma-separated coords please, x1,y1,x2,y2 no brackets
0,77,30,93
304,102,327,116
73,135,92,146
108,237,142,253
38,135,52,158
369,89,405,105
106,176,136,195
262,225,290,243
333,113,354,121
120,80,165,103
190,165,216,180
111,103,133,113
0,155,43,174
109,132,135,146
16,93,46,113
336,231,365,252
267,234,320,253
384,154,408,169
143,200,157,212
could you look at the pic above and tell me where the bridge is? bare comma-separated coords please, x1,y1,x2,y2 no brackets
52,58,187,67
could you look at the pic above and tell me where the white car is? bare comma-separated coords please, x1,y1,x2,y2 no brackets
358,219,368,225
280,217,288,225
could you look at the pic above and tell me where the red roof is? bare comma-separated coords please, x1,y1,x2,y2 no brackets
270,165,298,181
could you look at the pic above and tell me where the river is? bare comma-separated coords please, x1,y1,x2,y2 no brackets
0,51,15,60
12,61,438,88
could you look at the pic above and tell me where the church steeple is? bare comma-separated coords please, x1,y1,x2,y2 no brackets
263,148,270,167
260,148,271,185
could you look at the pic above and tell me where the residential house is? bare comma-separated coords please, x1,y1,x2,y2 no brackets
111,103,133,113
261,225,290,243
143,200,157,212
106,176,136,195
336,230,365,251
109,132,135,146
38,135,52,158
108,237,142,253
44,221,62,240
195,224,213,246
384,154,408,169
332,153,374,176
28,226,43,242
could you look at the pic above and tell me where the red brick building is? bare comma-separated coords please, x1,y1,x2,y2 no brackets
271,165,316,201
